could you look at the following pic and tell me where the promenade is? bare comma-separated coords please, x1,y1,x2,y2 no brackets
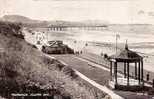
51,54,154,99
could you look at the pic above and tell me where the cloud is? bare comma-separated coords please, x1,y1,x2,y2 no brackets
137,10,154,17
148,12,154,16
138,10,145,15
1,0,152,24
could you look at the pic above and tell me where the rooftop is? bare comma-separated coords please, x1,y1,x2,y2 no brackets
110,43,143,62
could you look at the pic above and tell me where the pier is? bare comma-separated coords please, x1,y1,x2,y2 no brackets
48,25,108,31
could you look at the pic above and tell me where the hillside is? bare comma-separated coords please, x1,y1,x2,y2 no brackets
0,21,104,99
0,15,49,28
0,15,108,28
1,15,41,23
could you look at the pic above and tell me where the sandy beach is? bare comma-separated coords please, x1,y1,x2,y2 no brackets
58,30,154,73
24,27,154,73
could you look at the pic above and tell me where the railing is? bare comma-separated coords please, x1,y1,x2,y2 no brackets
112,77,139,86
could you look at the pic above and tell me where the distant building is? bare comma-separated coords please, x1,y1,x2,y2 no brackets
42,40,74,54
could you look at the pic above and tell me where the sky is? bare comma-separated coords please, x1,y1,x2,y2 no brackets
0,0,154,24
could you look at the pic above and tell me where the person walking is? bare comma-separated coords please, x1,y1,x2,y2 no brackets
146,72,150,81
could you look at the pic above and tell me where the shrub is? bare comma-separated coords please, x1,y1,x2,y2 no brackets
0,21,24,39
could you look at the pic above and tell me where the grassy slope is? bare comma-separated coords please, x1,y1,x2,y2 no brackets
0,22,99,99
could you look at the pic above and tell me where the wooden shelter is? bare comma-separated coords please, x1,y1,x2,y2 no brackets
109,43,144,89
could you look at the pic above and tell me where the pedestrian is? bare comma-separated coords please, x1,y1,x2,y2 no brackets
85,43,88,46
153,79,154,88
100,52,103,56
80,51,82,54
146,72,150,81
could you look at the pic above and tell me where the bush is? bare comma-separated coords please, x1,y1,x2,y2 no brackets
0,21,24,39
62,66,78,79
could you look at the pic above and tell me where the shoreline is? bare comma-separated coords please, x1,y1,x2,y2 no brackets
24,28,154,79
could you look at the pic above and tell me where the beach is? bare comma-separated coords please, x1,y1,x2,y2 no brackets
25,26,154,74
51,29,154,73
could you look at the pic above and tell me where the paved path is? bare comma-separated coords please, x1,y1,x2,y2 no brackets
74,56,123,77
74,69,123,99
51,55,123,99
77,55,152,87
51,54,110,86
79,52,154,85
51,54,154,99
51,54,124,99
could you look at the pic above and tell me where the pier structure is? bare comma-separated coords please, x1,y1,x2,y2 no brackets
48,25,108,31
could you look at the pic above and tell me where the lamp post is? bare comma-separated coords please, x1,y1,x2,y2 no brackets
116,34,120,54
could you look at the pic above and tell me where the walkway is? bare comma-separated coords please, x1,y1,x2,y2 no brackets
51,54,154,99
51,54,123,99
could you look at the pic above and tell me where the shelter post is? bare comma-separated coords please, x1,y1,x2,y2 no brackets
138,61,141,84
124,62,126,78
110,61,112,80
141,59,144,85
127,62,129,86
114,62,118,85
135,62,137,79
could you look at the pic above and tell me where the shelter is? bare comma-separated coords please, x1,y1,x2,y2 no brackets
109,43,144,90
